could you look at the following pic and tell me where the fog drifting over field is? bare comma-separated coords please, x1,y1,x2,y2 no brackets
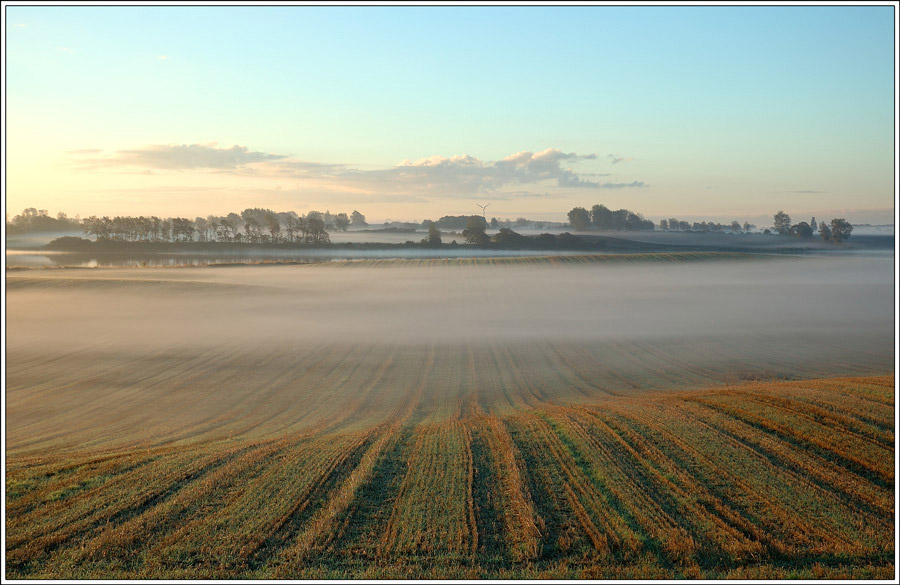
7,255,892,347
6,255,894,452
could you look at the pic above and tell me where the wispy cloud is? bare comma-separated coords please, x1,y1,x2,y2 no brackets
787,190,826,194
157,55,169,60
268,148,645,196
14,23,26,28
71,143,287,171
599,181,647,189
607,153,634,164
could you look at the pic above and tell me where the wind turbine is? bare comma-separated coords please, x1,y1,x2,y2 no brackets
476,203,491,221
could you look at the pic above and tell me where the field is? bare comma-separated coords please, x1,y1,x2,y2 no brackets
5,253,895,578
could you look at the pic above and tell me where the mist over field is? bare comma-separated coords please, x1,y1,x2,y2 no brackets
6,255,893,453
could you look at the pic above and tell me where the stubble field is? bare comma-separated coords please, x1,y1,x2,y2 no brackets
5,253,895,578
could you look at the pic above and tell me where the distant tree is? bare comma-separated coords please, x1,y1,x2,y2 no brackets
491,227,527,248
462,215,490,244
590,204,614,229
243,217,260,242
730,220,742,233
791,222,813,239
743,221,754,232
490,217,499,228
773,210,792,235
171,217,195,242
568,207,591,231
421,222,442,247
658,219,669,230
263,210,281,243
193,217,209,242
160,219,172,242
305,216,330,244
333,212,350,232
810,217,817,233
436,215,486,231
818,221,832,242
350,210,367,227
830,218,853,243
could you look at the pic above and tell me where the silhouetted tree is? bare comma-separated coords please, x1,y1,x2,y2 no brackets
830,218,853,243
263,210,281,243
462,215,490,244
568,207,591,231
819,221,831,242
773,210,792,235
305,216,329,244
791,222,813,239
350,210,367,227
421,222,442,247
333,213,350,231
491,227,527,247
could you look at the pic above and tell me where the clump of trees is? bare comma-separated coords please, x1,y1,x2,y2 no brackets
433,215,488,231
567,204,654,231
6,208,81,234
772,211,853,243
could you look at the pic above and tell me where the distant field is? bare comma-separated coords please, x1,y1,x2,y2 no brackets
5,254,895,578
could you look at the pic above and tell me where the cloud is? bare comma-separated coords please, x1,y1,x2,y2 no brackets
788,190,825,194
157,55,169,60
607,154,634,164
68,144,648,201
364,148,621,194
66,148,102,154
71,143,287,170
15,23,26,28
599,181,647,189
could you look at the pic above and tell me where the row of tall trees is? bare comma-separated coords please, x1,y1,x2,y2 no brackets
567,204,655,231
772,211,852,243
80,208,369,245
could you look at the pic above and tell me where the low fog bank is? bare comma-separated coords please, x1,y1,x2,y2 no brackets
576,230,895,252
7,255,893,348
6,255,893,452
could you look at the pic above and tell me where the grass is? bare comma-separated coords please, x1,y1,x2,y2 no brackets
6,375,894,579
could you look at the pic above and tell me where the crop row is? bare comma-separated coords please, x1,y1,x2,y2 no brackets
5,375,894,579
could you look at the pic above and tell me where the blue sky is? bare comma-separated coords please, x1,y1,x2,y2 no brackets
5,4,896,224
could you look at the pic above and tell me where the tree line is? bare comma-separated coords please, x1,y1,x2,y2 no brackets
6,208,81,234
78,208,371,245
658,218,756,233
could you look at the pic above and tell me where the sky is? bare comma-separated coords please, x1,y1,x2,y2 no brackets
3,3,897,226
